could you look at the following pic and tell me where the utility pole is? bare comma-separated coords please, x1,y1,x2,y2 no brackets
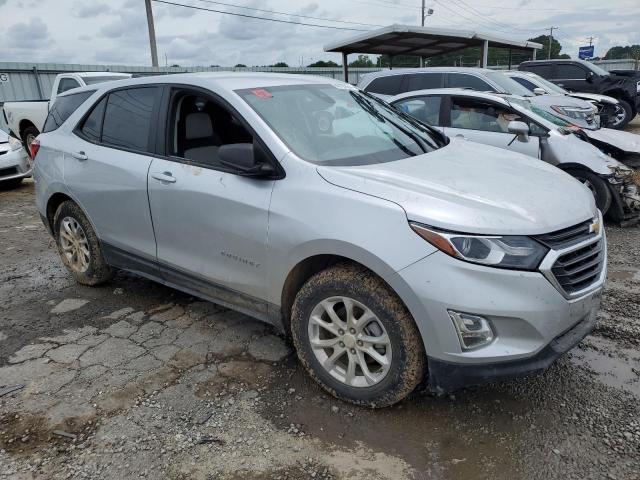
587,36,595,46
145,0,159,67
547,26,558,60
420,2,434,67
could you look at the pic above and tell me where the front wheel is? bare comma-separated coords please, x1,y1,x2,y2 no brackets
22,126,40,157
53,201,114,286
606,100,633,130
290,264,426,408
565,168,612,214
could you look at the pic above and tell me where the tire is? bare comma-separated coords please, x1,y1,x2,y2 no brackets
53,201,114,286
565,168,612,214
608,99,633,130
0,178,23,190
290,263,426,408
21,126,40,157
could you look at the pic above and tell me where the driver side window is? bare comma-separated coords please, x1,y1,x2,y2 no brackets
167,90,253,170
450,97,525,134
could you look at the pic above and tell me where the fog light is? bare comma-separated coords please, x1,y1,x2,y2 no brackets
448,311,494,350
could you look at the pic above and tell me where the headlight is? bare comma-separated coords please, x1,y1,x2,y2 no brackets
410,223,548,270
8,135,22,151
551,105,594,119
608,164,633,182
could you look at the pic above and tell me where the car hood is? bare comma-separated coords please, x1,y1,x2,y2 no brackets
317,138,596,235
530,94,595,110
583,128,640,155
567,92,619,105
0,129,8,143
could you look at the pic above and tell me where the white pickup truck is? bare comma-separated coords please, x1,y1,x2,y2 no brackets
2,72,131,153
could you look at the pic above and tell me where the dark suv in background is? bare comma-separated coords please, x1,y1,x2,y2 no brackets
519,59,640,129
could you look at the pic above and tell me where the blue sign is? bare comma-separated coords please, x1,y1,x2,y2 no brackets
579,45,595,59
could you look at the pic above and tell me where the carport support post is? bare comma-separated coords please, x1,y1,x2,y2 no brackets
532,48,537,60
508,49,513,70
481,40,489,68
342,52,349,83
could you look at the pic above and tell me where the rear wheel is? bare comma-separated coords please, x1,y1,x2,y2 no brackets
290,263,426,408
565,168,612,214
53,201,114,286
22,126,40,157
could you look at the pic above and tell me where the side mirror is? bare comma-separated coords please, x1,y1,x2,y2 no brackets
508,121,530,142
533,87,546,96
586,71,595,83
218,143,275,177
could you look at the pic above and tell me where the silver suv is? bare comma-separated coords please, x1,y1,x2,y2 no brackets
33,73,605,407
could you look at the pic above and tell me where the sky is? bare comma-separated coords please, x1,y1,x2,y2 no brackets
1,0,639,67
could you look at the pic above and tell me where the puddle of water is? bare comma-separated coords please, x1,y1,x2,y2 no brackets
570,336,640,396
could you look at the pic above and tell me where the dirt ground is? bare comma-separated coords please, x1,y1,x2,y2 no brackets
1,177,639,480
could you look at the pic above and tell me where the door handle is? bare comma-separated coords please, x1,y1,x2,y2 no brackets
71,151,88,161
151,171,176,183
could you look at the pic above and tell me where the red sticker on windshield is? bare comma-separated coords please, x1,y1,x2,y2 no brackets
251,89,273,99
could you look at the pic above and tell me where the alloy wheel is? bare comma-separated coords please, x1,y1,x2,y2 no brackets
308,296,392,388
59,217,90,273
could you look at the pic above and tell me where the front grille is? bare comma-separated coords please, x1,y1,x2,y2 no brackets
0,167,18,177
534,219,595,249
551,240,604,294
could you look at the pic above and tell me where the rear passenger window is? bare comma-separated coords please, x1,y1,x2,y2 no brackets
522,64,554,78
511,77,537,92
79,97,107,143
101,88,157,152
447,73,494,92
365,75,406,95
42,91,95,133
406,73,443,91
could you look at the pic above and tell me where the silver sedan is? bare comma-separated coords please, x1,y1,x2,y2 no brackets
0,128,31,188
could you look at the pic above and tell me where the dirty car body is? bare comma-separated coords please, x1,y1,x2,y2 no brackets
34,73,606,405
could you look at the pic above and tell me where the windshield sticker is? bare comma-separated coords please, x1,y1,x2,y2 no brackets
251,89,273,99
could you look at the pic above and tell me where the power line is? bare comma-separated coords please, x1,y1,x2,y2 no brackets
450,0,544,33
192,0,383,27
150,0,370,31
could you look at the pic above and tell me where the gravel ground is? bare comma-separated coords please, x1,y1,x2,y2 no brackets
1,180,639,480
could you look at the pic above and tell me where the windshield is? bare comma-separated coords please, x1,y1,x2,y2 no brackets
237,84,446,166
82,76,129,85
508,96,573,128
529,74,568,94
486,72,534,97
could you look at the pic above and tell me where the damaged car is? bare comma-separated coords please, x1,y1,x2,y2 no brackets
391,88,640,225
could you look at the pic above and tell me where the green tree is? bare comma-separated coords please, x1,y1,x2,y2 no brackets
307,60,339,67
527,35,564,60
234,63,247,68
348,54,375,67
271,62,289,67
604,45,640,60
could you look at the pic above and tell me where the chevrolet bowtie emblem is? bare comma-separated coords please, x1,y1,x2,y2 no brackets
589,219,600,235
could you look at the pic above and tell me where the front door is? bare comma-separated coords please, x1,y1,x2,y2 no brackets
147,88,274,304
443,95,541,158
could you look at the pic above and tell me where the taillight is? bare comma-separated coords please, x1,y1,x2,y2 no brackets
30,139,41,160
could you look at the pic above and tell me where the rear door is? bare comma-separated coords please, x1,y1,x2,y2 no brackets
443,95,541,158
64,86,161,265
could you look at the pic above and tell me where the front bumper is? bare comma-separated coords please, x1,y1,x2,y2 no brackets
389,225,605,392
0,146,32,181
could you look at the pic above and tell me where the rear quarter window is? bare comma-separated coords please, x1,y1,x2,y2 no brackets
42,91,95,133
446,73,495,92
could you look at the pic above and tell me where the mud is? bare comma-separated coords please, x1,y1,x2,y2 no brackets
1,180,639,479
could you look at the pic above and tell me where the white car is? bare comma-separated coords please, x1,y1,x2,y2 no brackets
505,70,626,129
0,128,31,188
390,88,640,225
2,72,131,154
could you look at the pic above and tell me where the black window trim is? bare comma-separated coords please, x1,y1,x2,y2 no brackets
443,94,549,137
153,84,285,180
73,84,163,157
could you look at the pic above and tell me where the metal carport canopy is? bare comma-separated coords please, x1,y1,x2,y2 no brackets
324,24,543,82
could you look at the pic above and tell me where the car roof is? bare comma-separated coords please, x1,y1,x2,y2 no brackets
390,88,515,104
63,72,348,98
73,72,132,79
358,67,498,84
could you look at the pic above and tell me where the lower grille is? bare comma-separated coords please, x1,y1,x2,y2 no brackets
0,167,18,177
551,240,604,294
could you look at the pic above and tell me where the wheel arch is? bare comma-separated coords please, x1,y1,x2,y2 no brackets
18,119,39,140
